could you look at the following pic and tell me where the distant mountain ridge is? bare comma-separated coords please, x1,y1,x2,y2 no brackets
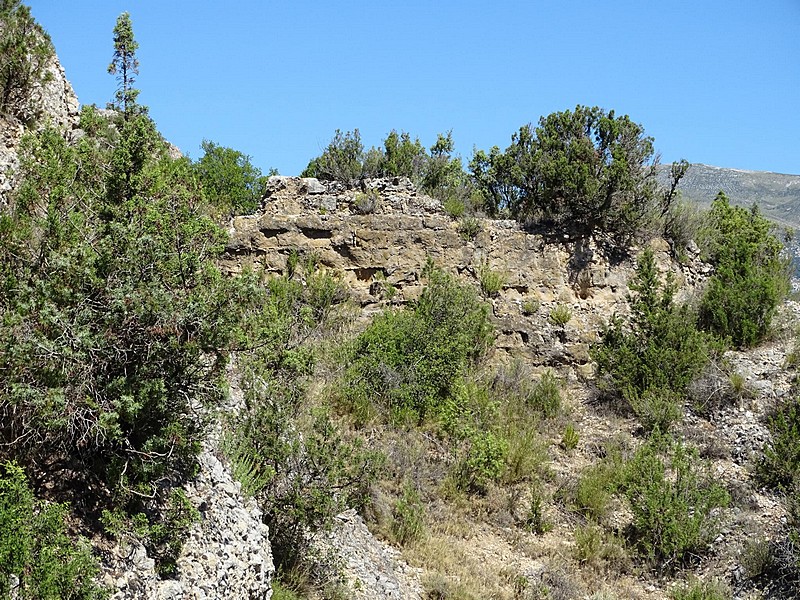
665,163,800,228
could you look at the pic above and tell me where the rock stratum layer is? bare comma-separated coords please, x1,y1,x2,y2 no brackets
224,175,709,378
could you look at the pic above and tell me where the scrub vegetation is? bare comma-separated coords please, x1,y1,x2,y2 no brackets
1,4,797,599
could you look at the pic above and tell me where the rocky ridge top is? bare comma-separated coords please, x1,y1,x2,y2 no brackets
224,175,710,377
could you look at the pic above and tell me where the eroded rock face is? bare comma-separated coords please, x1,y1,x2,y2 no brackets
102,448,274,600
224,176,708,374
313,509,423,599
0,52,80,206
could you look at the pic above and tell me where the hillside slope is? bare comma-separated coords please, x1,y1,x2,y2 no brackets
666,163,800,228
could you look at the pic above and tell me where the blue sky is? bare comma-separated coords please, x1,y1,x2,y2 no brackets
29,1,800,176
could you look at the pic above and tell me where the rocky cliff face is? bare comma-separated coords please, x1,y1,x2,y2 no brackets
0,51,80,206
224,176,709,379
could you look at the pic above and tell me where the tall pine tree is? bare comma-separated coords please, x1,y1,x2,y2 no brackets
107,11,140,118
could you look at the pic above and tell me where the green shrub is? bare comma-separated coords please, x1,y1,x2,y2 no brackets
592,249,712,431
1,121,247,525
341,264,493,424
0,1,54,123
443,197,466,218
528,370,562,418
454,430,508,494
698,193,790,348
663,201,704,261
573,449,625,522
574,521,627,568
301,128,366,182
302,128,469,202
525,488,552,534
549,304,572,326
353,188,379,214
502,422,548,486
469,106,673,241
521,298,539,316
0,462,106,600
740,538,774,580
621,437,729,565
628,387,683,433
756,397,800,491
561,423,579,451
194,139,268,216
477,260,504,297
458,216,481,240
391,482,426,546
670,578,730,600
231,378,381,569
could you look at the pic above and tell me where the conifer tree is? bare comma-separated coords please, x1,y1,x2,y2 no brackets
107,11,140,117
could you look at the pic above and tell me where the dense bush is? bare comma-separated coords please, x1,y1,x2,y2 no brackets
341,263,493,424
194,139,268,216
469,106,687,241
621,437,729,565
0,462,106,599
0,119,244,506
757,397,800,491
698,192,789,348
0,105,269,577
302,129,470,203
592,249,712,431
225,267,381,570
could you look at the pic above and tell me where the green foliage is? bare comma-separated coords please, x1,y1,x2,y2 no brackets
107,12,141,117
341,264,493,424
0,116,247,537
698,192,789,348
458,216,481,240
194,139,268,216
574,521,627,568
380,129,427,178
670,578,730,600
561,423,579,451
301,128,367,182
302,129,469,203
756,397,800,491
352,188,379,214
454,430,508,494
621,437,729,566
443,196,466,218
572,449,625,522
225,269,379,570
0,462,107,600
391,482,426,546
232,385,380,568
663,200,703,261
592,249,711,431
528,370,562,418
470,106,680,241
525,488,552,535
521,298,539,316
0,0,53,122
477,260,504,297
549,304,572,327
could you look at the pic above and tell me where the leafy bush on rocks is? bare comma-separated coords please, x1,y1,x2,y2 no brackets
621,437,729,566
592,249,713,431
698,192,789,348
341,263,493,424
0,462,106,599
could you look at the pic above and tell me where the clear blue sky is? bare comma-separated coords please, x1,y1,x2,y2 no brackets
29,1,800,176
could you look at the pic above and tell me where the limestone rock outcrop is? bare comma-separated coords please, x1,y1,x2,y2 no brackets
224,176,708,375
0,51,80,206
